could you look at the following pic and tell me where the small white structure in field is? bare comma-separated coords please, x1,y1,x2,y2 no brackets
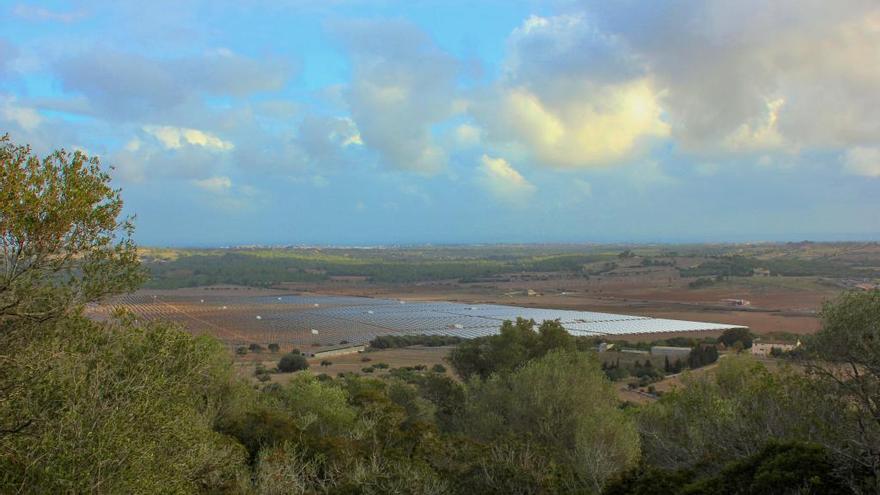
277,297,282,301
256,315,262,320
200,299,204,303
311,329,319,335
367,310,374,314
222,306,228,310
314,303,320,307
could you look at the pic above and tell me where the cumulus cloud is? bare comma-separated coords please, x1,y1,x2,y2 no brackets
1,96,42,131
193,176,232,193
54,48,294,120
112,126,236,183
477,154,536,203
584,0,880,152
844,147,880,178
335,20,459,173
143,125,234,151
473,15,668,169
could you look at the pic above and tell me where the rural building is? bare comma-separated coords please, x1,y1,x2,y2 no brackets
304,344,366,358
753,268,771,277
721,298,751,307
595,342,615,352
650,346,691,358
751,340,799,356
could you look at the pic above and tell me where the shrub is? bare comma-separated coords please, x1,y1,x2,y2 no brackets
277,353,309,373
320,360,333,367
267,343,280,352
235,346,248,355
431,364,447,373
248,343,263,353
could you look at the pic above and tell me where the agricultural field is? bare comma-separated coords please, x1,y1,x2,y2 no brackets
95,242,880,351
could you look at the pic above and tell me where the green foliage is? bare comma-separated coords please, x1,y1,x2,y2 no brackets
449,318,575,380
687,345,719,369
688,277,717,289
805,290,880,484
680,256,757,278
0,316,248,493
278,352,310,372
637,355,868,483
431,364,446,373
370,334,464,349
457,350,641,492
0,134,144,324
719,328,753,349
267,342,280,352
604,441,848,495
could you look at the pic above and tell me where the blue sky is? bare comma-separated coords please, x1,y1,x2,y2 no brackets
1,0,878,246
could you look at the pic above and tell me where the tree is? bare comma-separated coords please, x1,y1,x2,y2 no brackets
637,355,862,483
449,318,575,380
267,343,280,352
277,353,309,373
719,327,753,349
0,316,248,492
806,290,880,484
458,350,640,492
0,135,143,325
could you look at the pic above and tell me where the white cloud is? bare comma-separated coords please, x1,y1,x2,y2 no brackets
724,98,788,152
452,124,482,148
1,96,42,131
478,154,536,203
143,125,233,151
336,20,459,173
473,15,668,169
192,176,232,193
477,79,668,168
844,147,880,177
589,0,880,152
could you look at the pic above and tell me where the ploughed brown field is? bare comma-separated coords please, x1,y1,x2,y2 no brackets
91,263,836,353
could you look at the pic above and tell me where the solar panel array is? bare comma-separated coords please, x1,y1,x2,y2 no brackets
99,293,746,347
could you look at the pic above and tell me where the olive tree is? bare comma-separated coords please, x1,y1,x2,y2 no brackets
0,134,143,325
806,290,880,487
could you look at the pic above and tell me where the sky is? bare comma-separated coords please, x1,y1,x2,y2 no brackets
1,0,878,246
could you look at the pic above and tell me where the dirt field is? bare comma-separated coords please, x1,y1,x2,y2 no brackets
235,346,453,385
277,272,836,338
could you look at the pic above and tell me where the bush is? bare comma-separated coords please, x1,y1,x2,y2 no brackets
248,343,264,353
235,346,248,355
267,343,280,352
277,353,309,373
320,360,332,367
719,327,753,349
362,366,374,373
431,364,446,373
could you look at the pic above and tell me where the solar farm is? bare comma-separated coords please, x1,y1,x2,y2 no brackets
92,291,746,349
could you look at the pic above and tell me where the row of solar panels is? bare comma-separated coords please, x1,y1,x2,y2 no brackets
258,298,745,337
115,293,745,341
